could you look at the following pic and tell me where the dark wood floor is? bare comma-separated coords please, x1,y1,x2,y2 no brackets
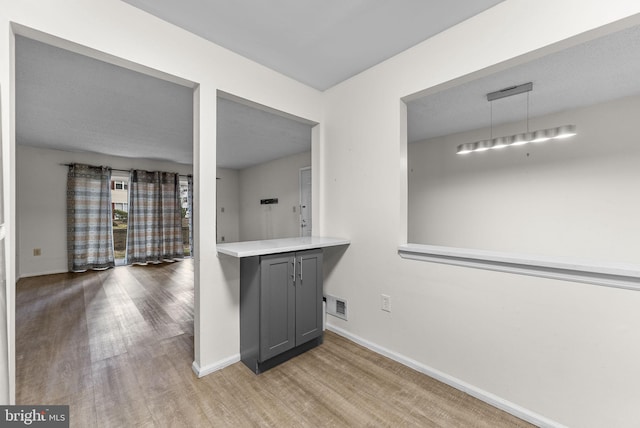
16,260,532,427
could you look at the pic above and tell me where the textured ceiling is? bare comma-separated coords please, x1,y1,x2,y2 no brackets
15,36,312,169
16,35,194,165
407,24,640,143
216,97,312,170
16,5,638,169
121,0,506,90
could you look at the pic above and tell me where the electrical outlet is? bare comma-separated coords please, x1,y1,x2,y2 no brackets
381,294,391,312
33,248,41,256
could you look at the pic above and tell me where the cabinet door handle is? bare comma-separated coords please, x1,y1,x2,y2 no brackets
298,259,303,283
292,259,296,281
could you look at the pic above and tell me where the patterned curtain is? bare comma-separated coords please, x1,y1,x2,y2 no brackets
67,163,115,272
126,170,184,264
187,175,193,257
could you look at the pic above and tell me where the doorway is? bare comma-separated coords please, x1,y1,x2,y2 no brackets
111,175,192,265
14,31,196,407
299,167,311,237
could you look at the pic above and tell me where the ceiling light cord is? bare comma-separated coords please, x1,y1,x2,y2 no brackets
490,100,494,140
526,91,530,133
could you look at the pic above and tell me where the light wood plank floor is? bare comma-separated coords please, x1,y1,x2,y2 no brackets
16,261,533,427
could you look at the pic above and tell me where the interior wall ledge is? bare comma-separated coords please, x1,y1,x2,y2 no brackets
398,243,640,292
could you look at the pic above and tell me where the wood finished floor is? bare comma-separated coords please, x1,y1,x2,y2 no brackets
16,260,533,427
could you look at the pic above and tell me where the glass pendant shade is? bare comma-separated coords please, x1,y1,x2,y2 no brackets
474,140,493,152
511,133,531,145
530,129,551,143
456,142,476,154
554,124,577,139
491,136,511,149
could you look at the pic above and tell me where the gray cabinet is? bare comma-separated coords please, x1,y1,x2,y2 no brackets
259,252,295,361
240,249,323,373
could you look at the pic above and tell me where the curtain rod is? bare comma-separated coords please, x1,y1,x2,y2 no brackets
61,163,192,179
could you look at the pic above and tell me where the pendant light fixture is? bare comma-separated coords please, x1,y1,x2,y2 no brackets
456,82,576,154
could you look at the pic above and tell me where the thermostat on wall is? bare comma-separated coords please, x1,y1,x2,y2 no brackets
260,198,278,205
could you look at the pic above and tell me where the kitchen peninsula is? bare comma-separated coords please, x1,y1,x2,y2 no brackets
218,236,350,373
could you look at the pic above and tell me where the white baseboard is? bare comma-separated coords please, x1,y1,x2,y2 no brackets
192,353,240,378
18,269,68,280
326,324,565,428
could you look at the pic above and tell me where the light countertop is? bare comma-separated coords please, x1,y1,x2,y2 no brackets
217,236,350,258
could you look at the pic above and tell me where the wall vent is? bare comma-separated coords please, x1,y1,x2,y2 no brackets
325,294,348,321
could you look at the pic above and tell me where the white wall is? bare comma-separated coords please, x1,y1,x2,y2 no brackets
4,1,640,425
239,151,310,241
0,242,7,404
409,95,640,264
321,3,640,428
0,72,8,404
1,0,323,403
217,151,311,243
216,168,239,244
16,145,193,278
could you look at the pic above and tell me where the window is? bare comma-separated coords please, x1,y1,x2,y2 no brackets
111,178,129,262
113,203,128,213
180,181,190,218
180,180,191,255
110,176,192,261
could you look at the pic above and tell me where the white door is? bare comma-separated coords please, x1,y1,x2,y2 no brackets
299,167,311,237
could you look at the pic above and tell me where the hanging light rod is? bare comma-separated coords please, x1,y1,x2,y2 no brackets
456,124,577,154
486,82,533,101
457,82,577,155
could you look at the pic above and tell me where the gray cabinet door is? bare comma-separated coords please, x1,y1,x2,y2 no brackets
260,253,296,361
295,249,323,345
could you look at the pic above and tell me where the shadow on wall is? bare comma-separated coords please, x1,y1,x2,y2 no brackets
323,245,350,286
218,252,241,307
